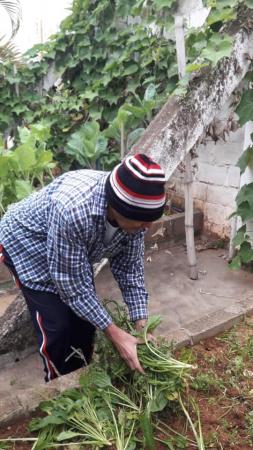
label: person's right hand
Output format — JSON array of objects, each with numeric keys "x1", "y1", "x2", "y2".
[{"x1": 104, "y1": 323, "x2": 145, "y2": 374}]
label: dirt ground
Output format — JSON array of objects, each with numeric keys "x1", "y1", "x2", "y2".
[{"x1": 1, "y1": 315, "x2": 253, "y2": 449}]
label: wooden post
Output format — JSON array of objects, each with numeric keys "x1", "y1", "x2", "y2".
[
  {"x1": 120, "y1": 122, "x2": 125, "y2": 161},
  {"x1": 175, "y1": 15, "x2": 198, "y2": 279}
]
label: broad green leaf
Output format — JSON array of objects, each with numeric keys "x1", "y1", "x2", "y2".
[
  {"x1": 235, "y1": 201, "x2": 253, "y2": 222},
  {"x1": 122, "y1": 64, "x2": 139, "y2": 76},
  {"x1": 237, "y1": 146, "x2": 253, "y2": 174},
  {"x1": 15, "y1": 180, "x2": 34, "y2": 201},
  {"x1": 233, "y1": 227, "x2": 246, "y2": 247},
  {"x1": 229, "y1": 255, "x2": 241, "y2": 270},
  {"x1": 57, "y1": 431, "x2": 82, "y2": 441},
  {"x1": 144, "y1": 84, "x2": 156, "y2": 101},
  {"x1": 236, "y1": 183, "x2": 253, "y2": 210},
  {"x1": 201, "y1": 33, "x2": 233, "y2": 66},
  {"x1": 13, "y1": 145, "x2": 36, "y2": 171},
  {"x1": 0, "y1": 156, "x2": 10, "y2": 179},
  {"x1": 127, "y1": 128, "x2": 145, "y2": 150},
  {"x1": 117, "y1": 109, "x2": 133, "y2": 126},
  {"x1": 149, "y1": 390, "x2": 168, "y2": 412},
  {"x1": 236, "y1": 90, "x2": 253, "y2": 125},
  {"x1": 186, "y1": 63, "x2": 209, "y2": 73},
  {"x1": 18, "y1": 126, "x2": 31, "y2": 144},
  {"x1": 30, "y1": 123, "x2": 51, "y2": 142},
  {"x1": 239, "y1": 241, "x2": 253, "y2": 264}
]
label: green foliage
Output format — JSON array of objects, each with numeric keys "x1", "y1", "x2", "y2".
[
  {"x1": 0, "y1": 123, "x2": 55, "y2": 214},
  {"x1": 236, "y1": 89, "x2": 253, "y2": 125},
  {"x1": 237, "y1": 146, "x2": 253, "y2": 174},
  {"x1": 25, "y1": 306, "x2": 199, "y2": 450},
  {"x1": 0, "y1": 0, "x2": 244, "y2": 175},
  {"x1": 200, "y1": 33, "x2": 233, "y2": 66}
]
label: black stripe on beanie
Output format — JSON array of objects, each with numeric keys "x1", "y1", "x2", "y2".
[
  {"x1": 117, "y1": 165, "x2": 164, "y2": 197},
  {"x1": 106, "y1": 154, "x2": 166, "y2": 222},
  {"x1": 105, "y1": 175, "x2": 165, "y2": 222}
]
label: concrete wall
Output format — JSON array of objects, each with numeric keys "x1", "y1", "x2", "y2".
[{"x1": 171, "y1": 110, "x2": 243, "y2": 238}]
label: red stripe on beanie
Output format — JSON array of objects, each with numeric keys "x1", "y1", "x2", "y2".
[
  {"x1": 115, "y1": 169, "x2": 165, "y2": 201},
  {"x1": 134, "y1": 154, "x2": 163, "y2": 172}
]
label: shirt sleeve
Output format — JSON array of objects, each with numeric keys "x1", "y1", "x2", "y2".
[
  {"x1": 109, "y1": 231, "x2": 148, "y2": 322},
  {"x1": 46, "y1": 202, "x2": 112, "y2": 330}
]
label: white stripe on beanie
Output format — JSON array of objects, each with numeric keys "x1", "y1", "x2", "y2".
[
  {"x1": 125, "y1": 157, "x2": 165, "y2": 182},
  {"x1": 110, "y1": 169, "x2": 166, "y2": 209},
  {"x1": 129, "y1": 156, "x2": 165, "y2": 176}
]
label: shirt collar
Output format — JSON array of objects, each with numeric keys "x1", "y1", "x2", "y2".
[{"x1": 91, "y1": 173, "x2": 109, "y2": 218}]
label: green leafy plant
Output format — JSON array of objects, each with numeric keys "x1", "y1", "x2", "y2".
[{"x1": 0, "y1": 123, "x2": 56, "y2": 215}]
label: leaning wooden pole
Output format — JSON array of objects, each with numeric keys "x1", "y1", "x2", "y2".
[{"x1": 175, "y1": 15, "x2": 198, "y2": 280}]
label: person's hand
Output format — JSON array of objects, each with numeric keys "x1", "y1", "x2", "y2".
[
  {"x1": 134, "y1": 319, "x2": 156, "y2": 344},
  {"x1": 104, "y1": 323, "x2": 145, "y2": 374},
  {"x1": 134, "y1": 319, "x2": 147, "y2": 332}
]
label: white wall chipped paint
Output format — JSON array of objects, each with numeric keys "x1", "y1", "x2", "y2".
[{"x1": 171, "y1": 114, "x2": 243, "y2": 238}]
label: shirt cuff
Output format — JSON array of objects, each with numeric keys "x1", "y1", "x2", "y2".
[{"x1": 127, "y1": 300, "x2": 148, "y2": 322}]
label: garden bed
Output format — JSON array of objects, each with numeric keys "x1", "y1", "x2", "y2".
[{"x1": 1, "y1": 315, "x2": 253, "y2": 449}]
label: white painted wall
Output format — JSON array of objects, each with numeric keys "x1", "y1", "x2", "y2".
[
  {"x1": 0, "y1": 0, "x2": 72, "y2": 53},
  {"x1": 171, "y1": 105, "x2": 243, "y2": 238}
]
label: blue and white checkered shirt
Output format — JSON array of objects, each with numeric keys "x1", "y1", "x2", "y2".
[{"x1": 0, "y1": 170, "x2": 148, "y2": 330}]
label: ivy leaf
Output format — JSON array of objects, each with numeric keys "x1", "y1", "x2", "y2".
[
  {"x1": 15, "y1": 180, "x2": 34, "y2": 201},
  {"x1": 235, "y1": 90, "x2": 253, "y2": 125},
  {"x1": 207, "y1": 7, "x2": 236, "y2": 25},
  {"x1": 237, "y1": 146, "x2": 253, "y2": 174},
  {"x1": 239, "y1": 241, "x2": 253, "y2": 264},
  {"x1": 153, "y1": 0, "x2": 175, "y2": 10},
  {"x1": 201, "y1": 33, "x2": 233, "y2": 66}
]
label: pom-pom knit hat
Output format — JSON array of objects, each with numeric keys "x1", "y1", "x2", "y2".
[{"x1": 105, "y1": 154, "x2": 166, "y2": 222}]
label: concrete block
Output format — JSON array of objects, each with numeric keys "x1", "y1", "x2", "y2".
[
  {"x1": 197, "y1": 163, "x2": 227, "y2": 186},
  {"x1": 198, "y1": 143, "x2": 216, "y2": 165},
  {"x1": 206, "y1": 185, "x2": 237, "y2": 207},
  {"x1": 193, "y1": 181, "x2": 208, "y2": 201},
  {"x1": 161, "y1": 328, "x2": 191, "y2": 349},
  {"x1": 185, "y1": 308, "x2": 244, "y2": 344},
  {"x1": 205, "y1": 203, "x2": 228, "y2": 225},
  {"x1": 212, "y1": 142, "x2": 242, "y2": 166},
  {"x1": 226, "y1": 166, "x2": 240, "y2": 188}
]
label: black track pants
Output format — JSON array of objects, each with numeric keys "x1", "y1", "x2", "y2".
[{"x1": 0, "y1": 245, "x2": 95, "y2": 382}]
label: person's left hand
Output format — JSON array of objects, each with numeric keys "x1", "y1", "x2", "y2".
[
  {"x1": 134, "y1": 319, "x2": 147, "y2": 332},
  {"x1": 134, "y1": 319, "x2": 156, "y2": 343}
]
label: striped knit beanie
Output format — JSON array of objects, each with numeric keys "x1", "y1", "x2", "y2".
[{"x1": 105, "y1": 154, "x2": 166, "y2": 222}]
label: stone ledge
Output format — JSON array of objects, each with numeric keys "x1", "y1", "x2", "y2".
[{"x1": 145, "y1": 210, "x2": 203, "y2": 244}]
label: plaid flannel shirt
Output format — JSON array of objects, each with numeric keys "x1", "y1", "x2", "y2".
[{"x1": 0, "y1": 170, "x2": 148, "y2": 330}]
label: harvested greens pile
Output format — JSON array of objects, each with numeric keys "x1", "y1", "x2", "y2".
[{"x1": 12, "y1": 303, "x2": 205, "y2": 449}]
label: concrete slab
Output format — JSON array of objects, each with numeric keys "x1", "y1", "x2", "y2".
[{"x1": 95, "y1": 241, "x2": 253, "y2": 334}]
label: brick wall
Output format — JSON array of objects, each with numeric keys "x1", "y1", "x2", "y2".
[{"x1": 171, "y1": 116, "x2": 243, "y2": 238}]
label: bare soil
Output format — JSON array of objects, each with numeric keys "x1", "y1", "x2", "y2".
[{"x1": 1, "y1": 317, "x2": 253, "y2": 449}]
